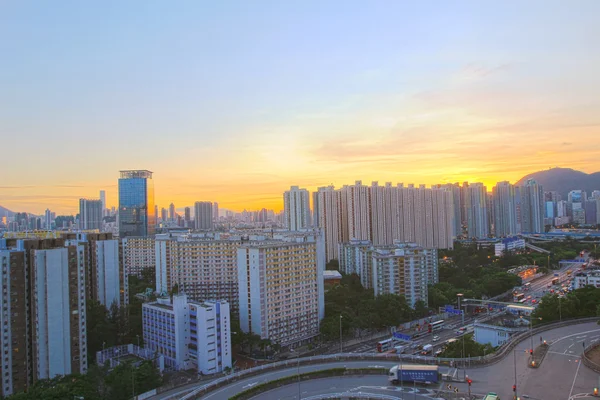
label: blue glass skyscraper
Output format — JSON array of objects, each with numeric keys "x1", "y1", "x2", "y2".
[{"x1": 118, "y1": 170, "x2": 155, "y2": 237}]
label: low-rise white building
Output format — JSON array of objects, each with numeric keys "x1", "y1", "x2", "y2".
[
  {"x1": 473, "y1": 313, "x2": 529, "y2": 347},
  {"x1": 573, "y1": 271, "x2": 600, "y2": 289},
  {"x1": 142, "y1": 294, "x2": 231, "y2": 374},
  {"x1": 494, "y1": 237, "x2": 526, "y2": 256}
]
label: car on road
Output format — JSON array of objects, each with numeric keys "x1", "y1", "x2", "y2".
[{"x1": 432, "y1": 335, "x2": 440, "y2": 342}]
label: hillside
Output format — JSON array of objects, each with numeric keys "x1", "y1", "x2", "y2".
[
  {"x1": 516, "y1": 168, "x2": 600, "y2": 198},
  {"x1": 0, "y1": 205, "x2": 14, "y2": 217}
]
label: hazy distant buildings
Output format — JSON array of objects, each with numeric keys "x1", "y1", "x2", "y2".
[
  {"x1": 44, "y1": 208, "x2": 52, "y2": 230},
  {"x1": 79, "y1": 198, "x2": 103, "y2": 230},
  {"x1": 100, "y1": 190, "x2": 106, "y2": 215},
  {"x1": 213, "y1": 202, "x2": 219, "y2": 222},
  {"x1": 118, "y1": 170, "x2": 155, "y2": 237},
  {"x1": 283, "y1": 186, "x2": 311, "y2": 230},
  {"x1": 169, "y1": 203, "x2": 175, "y2": 222},
  {"x1": 194, "y1": 202, "x2": 213, "y2": 230}
]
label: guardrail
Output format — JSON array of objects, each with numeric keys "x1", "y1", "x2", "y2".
[
  {"x1": 582, "y1": 342, "x2": 600, "y2": 374},
  {"x1": 175, "y1": 317, "x2": 599, "y2": 400},
  {"x1": 303, "y1": 393, "x2": 402, "y2": 400}
]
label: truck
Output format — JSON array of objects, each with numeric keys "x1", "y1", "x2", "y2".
[
  {"x1": 393, "y1": 345, "x2": 407, "y2": 354},
  {"x1": 554, "y1": 273, "x2": 559, "y2": 277},
  {"x1": 388, "y1": 364, "x2": 439, "y2": 385},
  {"x1": 421, "y1": 344, "x2": 434, "y2": 355}
]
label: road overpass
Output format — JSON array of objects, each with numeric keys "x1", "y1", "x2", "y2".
[{"x1": 155, "y1": 320, "x2": 600, "y2": 400}]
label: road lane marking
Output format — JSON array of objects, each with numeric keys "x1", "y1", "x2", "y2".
[
  {"x1": 550, "y1": 328, "x2": 600, "y2": 347},
  {"x1": 568, "y1": 359, "x2": 582, "y2": 400},
  {"x1": 548, "y1": 351, "x2": 581, "y2": 357},
  {"x1": 242, "y1": 382, "x2": 258, "y2": 389}
]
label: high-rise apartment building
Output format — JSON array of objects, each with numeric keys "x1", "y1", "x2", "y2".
[
  {"x1": 44, "y1": 208, "x2": 52, "y2": 230},
  {"x1": 519, "y1": 179, "x2": 544, "y2": 233},
  {"x1": 32, "y1": 247, "x2": 88, "y2": 380},
  {"x1": 463, "y1": 183, "x2": 489, "y2": 239},
  {"x1": 493, "y1": 182, "x2": 517, "y2": 237},
  {"x1": 0, "y1": 250, "x2": 28, "y2": 396},
  {"x1": 194, "y1": 202, "x2": 213, "y2": 230},
  {"x1": 142, "y1": 295, "x2": 231, "y2": 374},
  {"x1": 169, "y1": 203, "x2": 175, "y2": 221},
  {"x1": 63, "y1": 232, "x2": 128, "y2": 308},
  {"x1": 155, "y1": 235, "x2": 240, "y2": 309},
  {"x1": 118, "y1": 170, "x2": 156, "y2": 237},
  {"x1": 237, "y1": 235, "x2": 325, "y2": 346},
  {"x1": 99, "y1": 190, "x2": 106, "y2": 215},
  {"x1": 338, "y1": 240, "x2": 374, "y2": 289},
  {"x1": 283, "y1": 186, "x2": 311, "y2": 231},
  {"x1": 184, "y1": 207, "x2": 191, "y2": 224},
  {"x1": 79, "y1": 199, "x2": 103, "y2": 230},
  {"x1": 314, "y1": 186, "x2": 344, "y2": 261},
  {"x1": 212, "y1": 202, "x2": 219, "y2": 222},
  {"x1": 314, "y1": 182, "x2": 454, "y2": 262},
  {"x1": 342, "y1": 181, "x2": 371, "y2": 242},
  {"x1": 122, "y1": 236, "x2": 156, "y2": 278},
  {"x1": 371, "y1": 243, "x2": 438, "y2": 307},
  {"x1": 160, "y1": 207, "x2": 167, "y2": 222}
]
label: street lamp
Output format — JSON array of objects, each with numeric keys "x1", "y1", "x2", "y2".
[
  {"x1": 291, "y1": 348, "x2": 301, "y2": 399},
  {"x1": 457, "y1": 294, "x2": 464, "y2": 325},
  {"x1": 136, "y1": 334, "x2": 140, "y2": 348},
  {"x1": 513, "y1": 350, "x2": 518, "y2": 400},
  {"x1": 339, "y1": 315, "x2": 343, "y2": 353}
]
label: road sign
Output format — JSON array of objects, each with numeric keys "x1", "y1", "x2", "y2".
[
  {"x1": 454, "y1": 388, "x2": 459, "y2": 393},
  {"x1": 393, "y1": 332, "x2": 411, "y2": 341}
]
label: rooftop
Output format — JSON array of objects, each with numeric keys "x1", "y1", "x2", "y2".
[
  {"x1": 119, "y1": 170, "x2": 153, "y2": 179},
  {"x1": 323, "y1": 270, "x2": 342, "y2": 280}
]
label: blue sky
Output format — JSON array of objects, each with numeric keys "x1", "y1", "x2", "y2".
[{"x1": 1, "y1": 1, "x2": 599, "y2": 214}]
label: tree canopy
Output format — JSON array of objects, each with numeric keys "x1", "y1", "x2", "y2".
[{"x1": 320, "y1": 273, "x2": 415, "y2": 341}]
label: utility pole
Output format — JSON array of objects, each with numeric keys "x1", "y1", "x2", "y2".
[{"x1": 339, "y1": 315, "x2": 343, "y2": 353}]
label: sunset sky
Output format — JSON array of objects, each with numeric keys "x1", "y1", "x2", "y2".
[{"x1": 1, "y1": 1, "x2": 600, "y2": 215}]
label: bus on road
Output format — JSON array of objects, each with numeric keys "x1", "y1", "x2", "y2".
[
  {"x1": 552, "y1": 277, "x2": 559, "y2": 285},
  {"x1": 377, "y1": 338, "x2": 394, "y2": 353},
  {"x1": 514, "y1": 293, "x2": 525, "y2": 302},
  {"x1": 524, "y1": 282, "x2": 532, "y2": 290},
  {"x1": 483, "y1": 393, "x2": 500, "y2": 400},
  {"x1": 429, "y1": 320, "x2": 445, "y2": 333}
]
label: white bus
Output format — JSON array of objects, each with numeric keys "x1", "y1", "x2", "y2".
[
  {"x1": 377, "y1": 338, "x2": 394, "y2": 353},
  {"x1": 430, "y1": 320, "x2": 445, "y2": 332}
]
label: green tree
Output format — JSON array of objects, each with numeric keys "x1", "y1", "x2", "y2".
[
  {"x1": 440, "y1": 335, "x2": 493, "y2": 358},
  {"x1": 413, "y1": 300, "x2": 429, "y2": 318},
  {"x1": 326, "y1": 259, "x2": 340, "y2": 271}
]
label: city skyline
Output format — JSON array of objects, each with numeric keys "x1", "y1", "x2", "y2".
[{"x1": 2, "y1": 2, "x2": 600, "y2": 214}]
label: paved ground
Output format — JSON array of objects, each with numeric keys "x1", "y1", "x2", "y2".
[
  {"x1": 250, "y1": 376, "x2": 460, "y2": 400},
  {"x1": 181, "y1": 322, "x2": 600, "y2": 400},
  {"x1": 442, "y1": 322, "x2": 600, "y2": 400}
]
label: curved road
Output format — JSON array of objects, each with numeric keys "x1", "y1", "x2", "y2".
[
  {"x1": 249, "y1": 376, "x2": 447, "y2": 400},
  {"x1": 163, "y1": 322, "x2": 600, "y2": 400}
]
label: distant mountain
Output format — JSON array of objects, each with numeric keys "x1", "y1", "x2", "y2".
[
  {"x1": 516, "y1": 168, "x2": 600, "y2": 198},
  {"x1": 0, "y1": 205, "x2": 14, "y2": 217}
]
